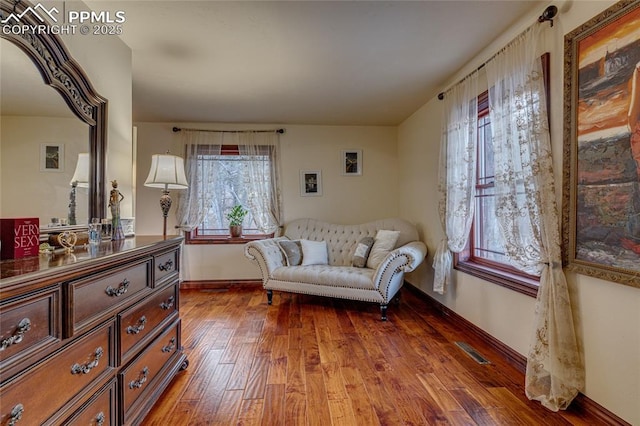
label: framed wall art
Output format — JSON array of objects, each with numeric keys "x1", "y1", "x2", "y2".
[
  {"x1": 300, "y1": 170, "x2": 322, "y2": 197},
  {"x1": 562, "y1": 0, "x2": 640, "y2": 287},
  {"x1": 342, "y1": 150, "x2": 362, "y2": 176},
  {"x1": 40, "y1": 143, "x2": 65, "y2": 172}
]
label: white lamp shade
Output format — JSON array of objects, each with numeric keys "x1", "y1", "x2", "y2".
[
  {"x1": 70, "y1": 153, "x2": 90, "y2": 188},
  {"x1": 144, "y1": 154, "x2": 188, "y2": 189}
]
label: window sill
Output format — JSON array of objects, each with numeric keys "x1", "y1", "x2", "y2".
[
  {"x1": 454, "y1": 259, "x2": 539, "y2": 298},
  {"x1": 185, "y1": 233, "x2": 273, "y2": 245}
]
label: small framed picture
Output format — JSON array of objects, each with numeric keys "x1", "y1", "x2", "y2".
[
  {"x1": 40, "y1": 143, "x2": 65, "y2": 172},
  {"x1": 342, "y1": 150, "x2": 362, "y2": 176},
  {"x1": 300, "y1": 170, "x2": 322, "y2": 196}
]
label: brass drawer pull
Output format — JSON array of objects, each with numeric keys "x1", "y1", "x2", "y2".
[
  {"x1": 160, "y1": 296, "x2": 175, "y2": 310},
  {"x1": 0, "y1": 318, "x2": 31, "y2": 351},
  {"x1": 126, "y1": 316, "x2": 147, "y2": 335},
  {"x1": 71, "y1": 347, "x2": 104, "y2": 375},
  {"x1": 8, "y1": 404, "x2": 24, "y2": 426},
  {"x1": 105, "y1": 278, "x2": 129, "y2": 297},
  {"x1": 95, "y1": 412, "x2": 105, "y2": 426},
  {"x1": 129, "y1": 366, "x2": 149, "y2": 389},
  {"x1": 162, "y1": 337, "x2": 176, "y2": 353},
  {"x1": 158, "y1": 259, "x2": 173, "y2": 272}
]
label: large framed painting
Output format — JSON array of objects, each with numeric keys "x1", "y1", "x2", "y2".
[{"x1": 563, "y1": 0, "x2": 640, "y2": 287}]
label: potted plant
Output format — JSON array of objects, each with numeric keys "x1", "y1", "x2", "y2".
[{"x1": 226, "y1": 205, "x2": 248, "y2": 238}]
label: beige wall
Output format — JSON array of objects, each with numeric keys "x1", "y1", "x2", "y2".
[
  {"x1": 134, "y1": 122, "x2": 399, "y2": 281},
  {"x1": 399, "y1": 1, "x2": 639, "y2": 424}
]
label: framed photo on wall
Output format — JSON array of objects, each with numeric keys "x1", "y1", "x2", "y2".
[
  {"x1": 40, "y1": 143, "x2": 65, "y2": 172},
  {"x1": 342, "y1": 150, "x2": 362, "y2": 176},
  {"x1": 300, "y1": 170, "x2": 322, "y2": 196},
  {"x1": 562, "y1": 0, "x2": 640, "y2": 287}
]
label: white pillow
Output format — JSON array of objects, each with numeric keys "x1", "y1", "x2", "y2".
[
  {"x1": 366, "y1": 230, "x2": 401, "y2": 269},
  {"x1": 300, "y1": 239, "x2": 328, "y2": 265}
]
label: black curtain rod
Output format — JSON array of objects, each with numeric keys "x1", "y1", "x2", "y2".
[
  {"x1": 437, "y1": 63, "x2": 486, "y2": 100},
  {"x1": 173, "y1": 126, "x2": 285, "y2": 134},
  {"x1": 437, "y1": 5, "x2": 557, "y2": 101}
]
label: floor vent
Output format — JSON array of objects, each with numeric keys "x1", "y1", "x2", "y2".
[{"x1": 455, "y1": 341, "x2": 490, "y2": 365}]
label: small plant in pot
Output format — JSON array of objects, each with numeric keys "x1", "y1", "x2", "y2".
[{"x1": 226, "y1": 205, "x2": 248, "y2": 238}]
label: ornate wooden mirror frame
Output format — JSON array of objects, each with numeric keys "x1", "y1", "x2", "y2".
[{"x1": 1, "y1": 0, "x2": 108, "y2": 219}]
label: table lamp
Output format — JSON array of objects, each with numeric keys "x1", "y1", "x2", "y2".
[
  {"x1": 144, "y1": 153, "x2": 188, "y2": 238},
  {"x1": 69, "y1": 153, "x2": 89, "y2": 225}
]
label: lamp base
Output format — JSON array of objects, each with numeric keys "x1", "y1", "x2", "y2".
[
  {"x1": 160, "y1": 189, "x2": 172, "y2": 238},
  {"x1": 68, "y1": 182, "x2": 77, "y2": 226}
]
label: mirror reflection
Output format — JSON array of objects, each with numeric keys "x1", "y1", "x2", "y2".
[{"x1": 0, "y1": 38, "x2": 90, "y2": 227}]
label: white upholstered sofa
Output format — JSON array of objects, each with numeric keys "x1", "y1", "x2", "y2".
[{"x1": 244, "y1": 218, "x2": 427, "y2": 320}]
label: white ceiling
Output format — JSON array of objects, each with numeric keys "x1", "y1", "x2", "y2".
[{"x1": 3, "y1": 0, "x2": 546, "y2": 126}]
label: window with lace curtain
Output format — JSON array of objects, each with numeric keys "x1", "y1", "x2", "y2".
[
  {"x1": 185, "y1": 144, "x2": 276, "y2": 243},
  {"x1": 454, "y1": 54, "x2": 550, "y2": 297}
]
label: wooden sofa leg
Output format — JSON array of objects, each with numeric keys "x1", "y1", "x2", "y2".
[
  {"x1": 266, "y1": 290, "x2": 273, "y2": 305},
  {"x1": 380, "y1": 304, "x2": 388, "y2": 321}
]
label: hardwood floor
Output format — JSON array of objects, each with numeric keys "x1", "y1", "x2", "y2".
[{"x1": 143, "y1": 285, "x2": 609, "y2": 425}]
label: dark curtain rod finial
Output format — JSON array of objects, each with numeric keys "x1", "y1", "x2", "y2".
[{"x1": 538, "y1": 5, "x2": 558, "y2": 27}]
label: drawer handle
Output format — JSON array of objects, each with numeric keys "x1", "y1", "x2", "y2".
[
  {"x1": 95, "y1": 412, "x2": 105, "y2": 426},
  {"x1": 105, "y1": 278, "x2": 129, "y2": 297},
  {"x1": 8, "y1": 403, "x2": 24, "y2": 426},
  {"x1": 129, "y1": 366, "x2": 149, "y2": 389},
  {"x1": 71, "y1": 347, "x2": 104, "y2": 375},
  {"x1": 162, "y1": 337, "x2": 176, "y2": 353},
  {"x1": 126, "y1": 316, "x2": 147, "y2": 334},
  {"x1": 0, "y1": 318, "x2": 31, "y2": 351},
  {"x1": 160, "y1": 296, "x2": 175, "y2": 310},
  {"x1": 158, "y1": 259, "x2": 173, "y2": 272}
]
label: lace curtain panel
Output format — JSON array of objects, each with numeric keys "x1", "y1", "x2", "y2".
[
  {"x1": 176, "y1": 130, "x2": 283, "y2": 234},
  {"x1": 485, "y1": 26, "x2": 584, "y2": 411},
  {"x1": 432, "y1": 72, "x2": 478, "y2": 294}
]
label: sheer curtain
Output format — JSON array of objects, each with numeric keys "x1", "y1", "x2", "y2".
[
  {"x1": 176, "y1": 130, "x2": 222, "y2": 232},
  {"x1": 485, "y1": 26, "x2": 584, "y2": 411},
  {"x1": 433, "y1": 72, "x2": 478, "y2": 294},
  {"x1": 237, "y1": 132, "x2": 283, "y2": 234}
]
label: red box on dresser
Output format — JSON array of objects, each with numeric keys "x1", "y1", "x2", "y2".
[{"x1": 0, "y1": 218, "x2": 40, "y2": 260}]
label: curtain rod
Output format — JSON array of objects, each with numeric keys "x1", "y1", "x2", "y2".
[
  {"x1": 173, "y1": 126, "x2": 285, "y2": 134},
  {"x1": 437, "y1": 5, "x2": 557, "y2": 101}
]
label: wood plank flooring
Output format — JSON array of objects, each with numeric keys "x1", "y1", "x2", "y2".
[{"x1": 143, "y1": 286, "x2": 609, "y2": 425}]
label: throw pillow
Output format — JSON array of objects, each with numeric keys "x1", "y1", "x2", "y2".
[
  {"x1": 300, "y1": 239, "x2": 329, "y2": 266},
  {"x1": 366, "y1": 230, "x2": 401, "y2": 269},
  {"x1": 278, "y1": 240, "x2": 302, "y2": 266},
  {"x1": 352, "y1": 236, "x2": 375, "y2": 268}
]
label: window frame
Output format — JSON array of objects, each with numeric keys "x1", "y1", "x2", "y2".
[
  {"x1": 454, "y1": 53, "x2": 550, "y2": 298},
  {"x1": 184, "y1": 144, "x2": 276, "y2": 245}
]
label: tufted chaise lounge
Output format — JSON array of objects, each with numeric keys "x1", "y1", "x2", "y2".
[{"x1": 244, "y1": 218, "x2": 427, "y2": 320}]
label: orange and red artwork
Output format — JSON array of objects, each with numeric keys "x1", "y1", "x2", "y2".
[{"x1": 569, "y1": 0, "x2": 640, "y2": 280}]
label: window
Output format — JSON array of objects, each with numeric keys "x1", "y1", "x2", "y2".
[
  {"x1": 185, "y1": 144, "x2": 278, "y2": 244},
  {"x1": 455, "y1": 54, "x2": 549, "y2": 297}
]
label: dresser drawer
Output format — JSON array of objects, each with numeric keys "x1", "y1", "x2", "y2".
[
  {"x1": 61, "y1": 378, "x2": 117, "y2": 426},
  {"x1": 68, "y1": 260, "x2": 152, "y2": 337},
  {"x1": 154, "y1": 248, "x2": 179, "y2": 285},
  {"x1": 0, "y1": 286, "x2": 61, "y2": 381},
  {"x1": 119, "y1": 283, "x2": 179, "y2": 364},
  {"x1": 120, "y1": 320, "x2": 180, "y2": 418},
  {"x1": 0, "y1": 321, "x2": 115, "y2": 426}
]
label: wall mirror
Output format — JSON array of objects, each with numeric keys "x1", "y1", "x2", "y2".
[{"x1": 0, "y1": 0, "x2": 107, "y2": 227}]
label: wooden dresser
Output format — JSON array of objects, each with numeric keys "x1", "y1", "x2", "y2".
[{"x1": 0, "y1": 236, "x2": 187, "y2": 425}]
